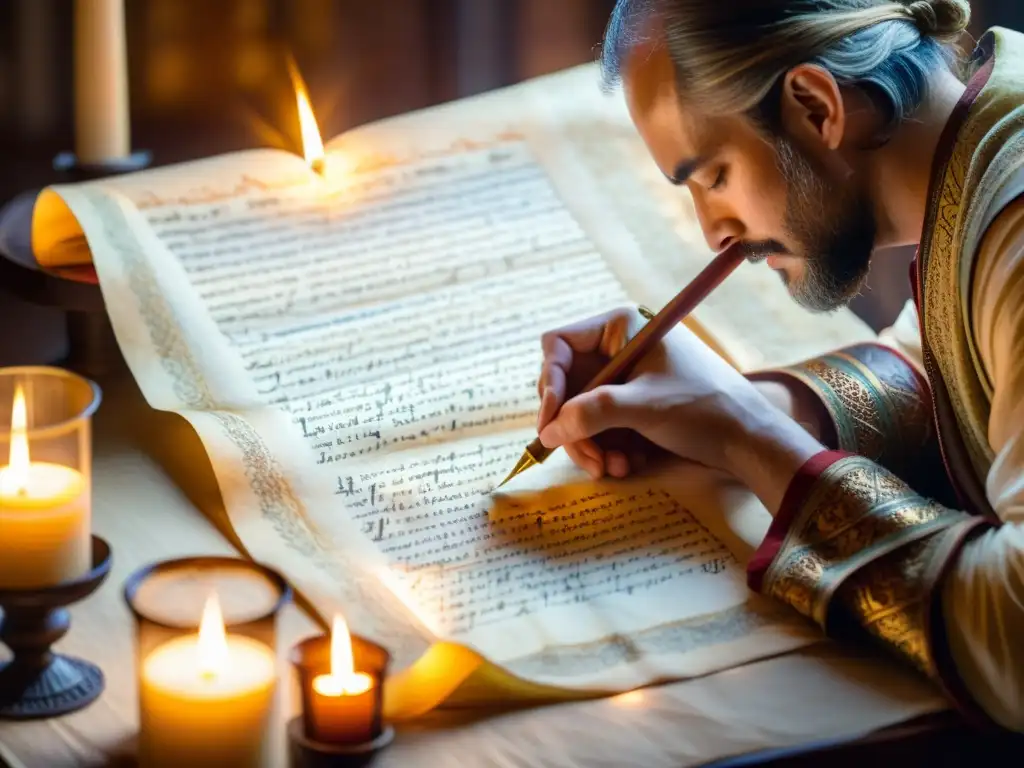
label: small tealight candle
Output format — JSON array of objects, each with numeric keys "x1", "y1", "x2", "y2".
[
  {"x1": 307, "y1": 615, "x2": 377, "y2": 745},
  {"x1": 138, "y1": 593, "x2": 277, "y2": 768}
]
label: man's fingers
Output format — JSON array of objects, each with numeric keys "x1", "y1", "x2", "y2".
[
  {"x1": 537, "y1": 363, "x2": 566, "y2": 417},
  {"x1": 538, "y1": 385, "x2": 628, "y2": 449},
  {"x1": 576, "y1": 438, "x2": 603, "y2": 465},
  {"x1": 536, "y1": 308, "x2": 642, "y2": 426},
  {"x1": 539, "y1": 308, "x2": 637, "y2": 359},
  {"x1": 537, "y1": 335, "x2": 574, "y2": 398},
  {"x1": 564, "y1": 443, "x2": 602, "y2": 479},
  {"x1": 597, "y1": 314, "x2": 633, "y2": 359},
  {"x1": 540, "y1": 321, "x2": 607, "y2": 359},
  {"x1": 605, "y1": 450, "x2": 630, "y2": 478},
  {"x1": 537, "y1": 384, "x2": 560, "y2": 431}
]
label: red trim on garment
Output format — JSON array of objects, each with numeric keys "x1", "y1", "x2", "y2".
[
  {"x1": 909, "y1": 255, "x2": 921, "y2": 310},
  {"x1": 746, "y1": 450, "x2": 852, "y2": 593}
]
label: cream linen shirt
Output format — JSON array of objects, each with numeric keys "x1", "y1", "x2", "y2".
[{"x1": 877, "y1": 197, "x2": 1024, "y2": 731}]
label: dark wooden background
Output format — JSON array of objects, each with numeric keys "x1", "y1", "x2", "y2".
[{"x1": 1, "y1": 0, "x2": 1021, "y2": 337}]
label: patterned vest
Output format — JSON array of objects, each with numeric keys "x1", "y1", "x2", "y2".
[{"x1": 917, "y1": 26, "x2": 1024, "y2": 516}]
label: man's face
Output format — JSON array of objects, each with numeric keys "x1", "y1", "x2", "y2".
[{"x1": 622, "y1": 44, "x2": 876, "y2": 312}]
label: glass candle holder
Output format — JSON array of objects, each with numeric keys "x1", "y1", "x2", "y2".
[
  {"x1": 123, "y1": 556, "x2": 292, "y2": 768},
  {"x1": 289, "y1": 625, "x2": 393, "y2": 752},
  {"x1": 0, "y1": 366, "x2": 100, "y2": 590}
]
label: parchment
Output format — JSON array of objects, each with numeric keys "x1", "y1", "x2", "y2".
[
  {"x1": 33, "y1": 64, "x2": 873, "y2": 718},
  {"x1": 0, "y1": 367, "x2": 949, "y2": 768}
]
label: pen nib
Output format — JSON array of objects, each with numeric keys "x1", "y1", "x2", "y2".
[{"x1": 496, "y1": 449, "x2": 539, "y2": 489}]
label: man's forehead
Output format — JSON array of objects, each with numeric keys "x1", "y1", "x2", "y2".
[{"x1": 621, "y1": 39, "x2": 717, "y2": 165}]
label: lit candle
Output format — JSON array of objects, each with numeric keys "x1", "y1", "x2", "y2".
[
  {"x1": 139, "y1": 593, "x2": 277, "y2": 768},
  {"x1": 307, "y1": 615, "x2": 376, "y2": 744},
  {"x1": 0, "y1": 385, "x2": 90, "y2": 589},
  {"x1": 288, "y1": 57, "x2": 325, "y2": 175},
  {"x1": 74, "y1": 0, "x2": 130, "y2": 163}
]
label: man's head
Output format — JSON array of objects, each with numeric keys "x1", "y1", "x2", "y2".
[{"x1": 603, "y1": 0, "x2": 971, "y2": 311}]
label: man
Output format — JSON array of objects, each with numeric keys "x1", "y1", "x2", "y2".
[{"x1": 535, "y1": 0, "x2": 1024, "y2": 731}]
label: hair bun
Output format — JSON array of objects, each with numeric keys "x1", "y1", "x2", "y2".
[{"x1": 906, "y1": 0, "x2": 971, "y2": 42}]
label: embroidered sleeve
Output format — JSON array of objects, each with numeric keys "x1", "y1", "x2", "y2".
[
  {"x1": 747, "y1": 342, "x2": 956, "y2": 505},
  {"x1": 748, "y1": 451, "x2": 997, "y2": 722}
]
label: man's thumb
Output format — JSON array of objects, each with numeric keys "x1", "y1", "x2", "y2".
[{"x1": 537, "y1": 387, "x2": 622, "y2": 448}]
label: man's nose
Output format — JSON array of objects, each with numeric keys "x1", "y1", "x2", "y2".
[{"x1": 692, "y1": 196, "x2": 742, "y2": 253}]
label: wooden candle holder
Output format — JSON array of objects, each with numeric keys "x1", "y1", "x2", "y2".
[
  {"x1": 0, "y1": 535, "x2": 112, "y2": 719},
  {"x1": 287, "y1": 716, "x2": 395, "y2": 768}
]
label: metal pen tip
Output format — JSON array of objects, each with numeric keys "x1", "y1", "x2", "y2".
[{"x1": 496, "y1": 448, "x2": 540, "y2": 489}]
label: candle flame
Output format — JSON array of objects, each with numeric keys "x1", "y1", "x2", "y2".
[
  {"x1": 7, "y1": 385, "x2": 30, "y2": 495},
  {"x1": 288, "y1": 58, "x2": 325, "y2": 175},
  {"x1": 330, "y1": 614, "x2": 355, "y2": 679},
  {"x1": 197, "y1": 592, "x2": 228, "y2": 678},
  {"x1": 311, "y1": 614, "x2": 373, "y2": 696}
]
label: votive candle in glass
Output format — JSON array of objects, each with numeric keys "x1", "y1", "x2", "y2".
[
  {"x1": 124, "y1": 556, "x2": 291, "y2": 768},
  {"x1": 0, "y1": 366, "x2": 99, "y2": 589}
]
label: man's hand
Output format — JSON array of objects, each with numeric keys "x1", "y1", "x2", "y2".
[{"x1": 535, "y1": 306, "x2": 825, "y2": 514}]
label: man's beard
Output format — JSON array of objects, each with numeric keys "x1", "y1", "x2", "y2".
[{"x1": 744, "y1": 134, "x2": 877, "y2": 312}]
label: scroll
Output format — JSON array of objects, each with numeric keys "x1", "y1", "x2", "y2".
[{"x1": 31, "y1": 64, "x2": 875, "y2": 718}]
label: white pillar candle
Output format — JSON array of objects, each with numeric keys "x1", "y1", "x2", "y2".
[
  {"x1": 139, "y1": 593, "x2": 277, "y2": 768},
  {"x1": 0, "y1": 385, "x2": 90, "y2": 590},
  {"x1": 74, "y1": 0, "x2": 130, "y2": 163}
]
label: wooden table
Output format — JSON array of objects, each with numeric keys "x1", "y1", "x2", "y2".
[{"x1": 0, "y1": 368, "x2": 975, "y2": 768}]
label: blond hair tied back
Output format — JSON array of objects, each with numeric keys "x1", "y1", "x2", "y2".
[
  {"x1": 904, "y1": 0, "x2": 971, "y2": 42},
  {"x1": 601, "y1": 1, "x2": 975, "y2": 137}
]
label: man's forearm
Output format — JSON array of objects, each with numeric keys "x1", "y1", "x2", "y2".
[{"x1": 722, "y1": 390, "x2": 827, "y2": 517}]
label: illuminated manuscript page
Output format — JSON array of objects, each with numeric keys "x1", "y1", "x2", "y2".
[{"x1": 38, "y1": 66, "x2": 873, "y2": 717}]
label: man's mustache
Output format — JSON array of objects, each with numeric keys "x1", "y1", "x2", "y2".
[{"x1": 740, "y1": 240, "x2": 790, "y2": 263}]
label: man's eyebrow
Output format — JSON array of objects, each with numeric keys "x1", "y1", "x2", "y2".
[{"x1": 666, "y1": 157, "x2": 703, "y2": 186}]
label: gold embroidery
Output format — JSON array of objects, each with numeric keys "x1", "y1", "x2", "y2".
[
  {"x1": 761, "y1": 456, "x2": 964, "y2": 628},
  {"x1": 797, "y1": 358, "x2": 887, "y2": 459},
  {"x1": 777, "y1": 345, "x2": 933, "y2": 476},
  {"x1": 920, "y1": 28, "x2": 1024, "y2": 484},
  {"x1": 835, "y1": 535, "x2": 941, "y2": 677}
]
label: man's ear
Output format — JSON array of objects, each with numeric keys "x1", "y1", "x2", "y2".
[{"x1": 779, "y1": 64, "x2": 846, "y2": 151}]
